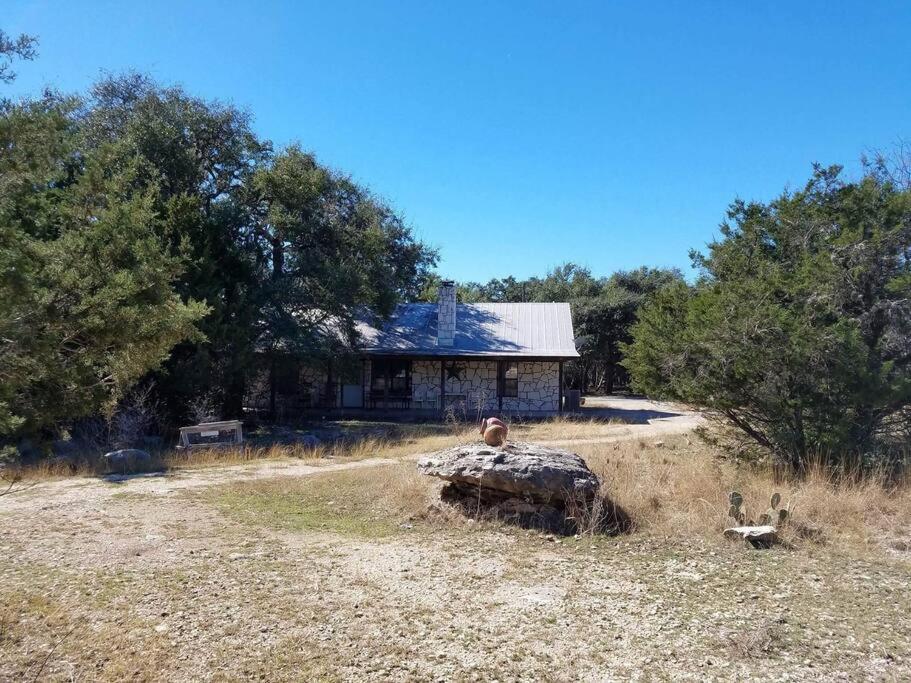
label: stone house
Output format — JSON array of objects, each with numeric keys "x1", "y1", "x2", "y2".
[
  {"x1": 357, "y1": 281, "x2": 579, "y2": 417},
  {"x1": 244, "y1": 281, "x2": 579, "y2": 419}
]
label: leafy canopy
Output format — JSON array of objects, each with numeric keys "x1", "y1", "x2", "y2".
[
  {"x1": 0, "y1": 93, "x2": 207, "y2": 436},
  {"x1": 1, "y1": 73, "x2": 437, "y2": 440},
  {"x1": 624, "y1": 163, "x2": 911, "y2": 468},
  {"x1": 0, "y1": 30, "x2": 37, "y2": 84}
]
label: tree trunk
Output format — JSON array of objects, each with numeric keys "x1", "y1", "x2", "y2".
[
  {"x1": 269, "y1": 355, "x2": 277, "y2": 420},
  {"x1": 791, "y1": 407, "x2": 808, "y2": 472},
  {"x1": 272, "y1": 237, "x2": 284, "y2": 280},
  {"x1": 605, "y1": 365, "x2": 615, "y2": 396},
  {"x1": 222, "y1": 368, "x2": 246, "y2": 419}
]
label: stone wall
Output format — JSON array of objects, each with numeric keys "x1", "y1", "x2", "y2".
[
  {"x1": 442, "y1": 360, "x2": 499, "y2": 414},
  {"x1": 504, "y1": 361, "x2": 560, "y2": 413},
  {"x1": 364, "y1": 358, "x2": 561, "y2": 415},
  {"x1": 412, "y1": 360, "x2": 441, "y2": 405}
]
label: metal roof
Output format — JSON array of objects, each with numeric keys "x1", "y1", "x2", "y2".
[{"x1": 358, "y1": 302, "x2": 579, "y2": 358}]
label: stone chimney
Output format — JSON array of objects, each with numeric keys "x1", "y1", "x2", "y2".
[{"x1": 437, "y1": 280, "x2": 456, "y2": 347}]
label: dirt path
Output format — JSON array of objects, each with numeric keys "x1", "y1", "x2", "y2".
[
  {"x1": 538, "y1": 414, "x2": 703, "y2": 446},
  {"x1": 0, "y1": 456, "x2": 405, "y2": 513},
  {"x1": 536, "y1": 395, "x2": 705, "y2": 444}
]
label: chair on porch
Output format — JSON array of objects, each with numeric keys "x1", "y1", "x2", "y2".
[
  {"x1": 367, "y1": 389, "x2": 385, "y2": 409},
  {"x1": 368, "y1": 389, "x2": 412, "y2": 410},
  {"x1": 413, "y1": 388, "x2": 439, "y2": 411}
]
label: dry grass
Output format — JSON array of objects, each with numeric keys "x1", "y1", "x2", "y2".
[
  {"x1": 507, "y1": 415, "x2": 624, "y2": 441},
  {"x1": 217, "y1": 429, "x2": 911, "y2": 553},
  {"x1": 8, "y1": 418, "x2": 626, "y2": 482},
  {"x1": 572, "y1": 435, "x2": 911, "y2": 551},
  {"x1": 8, "y1": 443, "x2": 334, "y2": 480},
  {"x1": 202, "y1": 431, "x2": 911, "y2": 555},
  {"x1": 8, "y1": 424, "x2": 477, "y2": 482},
  {"x1": 0, "y1": 569, "x2": 172, "y2": 681}
]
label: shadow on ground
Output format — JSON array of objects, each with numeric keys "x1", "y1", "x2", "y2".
[
  {"x1": 101, "y1": 471, "x2": 169, "y2": 484},
  {"x1": 574, "y1": 395, "x2": 686, "y2": 425},
  {"x1": 578, "y1": 406, "x2": 681, "y2": 424}
]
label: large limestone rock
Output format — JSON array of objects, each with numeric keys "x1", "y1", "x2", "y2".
[
  {"x1": 418, "y1": 441, "x2": 619, "y2": 534},
  {"x1": 101, "y1": 448, "x2": 152, "y2": 474},
  {"x1": 418, "y1": 441, "x2": 600, "y2": 504}
]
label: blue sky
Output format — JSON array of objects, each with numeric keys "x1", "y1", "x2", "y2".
[{"x1": 5, "y1": 1, "x2": 910, "y2": 282}]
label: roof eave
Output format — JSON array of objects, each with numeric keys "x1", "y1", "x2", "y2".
[{"x1": 361, "y1": 348, "x2": 580, "y2": 359}]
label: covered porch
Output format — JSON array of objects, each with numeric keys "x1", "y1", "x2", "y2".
[{"x1": 362, "y1": 355, "x2": 567, "y2": 417}]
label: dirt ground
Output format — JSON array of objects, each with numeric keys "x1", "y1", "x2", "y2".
[{"x1": 2, "y1": 403, "x2": 909, "y2": 681}]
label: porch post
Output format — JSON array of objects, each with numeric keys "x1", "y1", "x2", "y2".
[
  {"x1": 497, "y1": 360, "x2": 503, "y2": 412},
  {"x1": 326, "y1": 358, "x2": 334, "y2": 408},
  {"x1": 439, "y1": 359, "x2": 446, "y2": 416},
  {"x1": 558, "y1": 361, "x2": 564, "y2": 414},
  {"x1": 383, "y1": 364, "x2": 389, "y2": 410}
]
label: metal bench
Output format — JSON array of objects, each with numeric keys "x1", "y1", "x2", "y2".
[{"x1": 178, "y1": 420, "x2": 243, "y2": 449}]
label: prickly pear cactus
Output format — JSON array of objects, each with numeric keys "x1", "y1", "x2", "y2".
[
  {"x1": 727, "y1": 490, "x2": 790, "y2": 529},
  {"x1": 767, "y1": 492, "x2": 789, "y2": 525},
  {"x1": 728, "y1": 491, "x2": 746, "y2": 525}
]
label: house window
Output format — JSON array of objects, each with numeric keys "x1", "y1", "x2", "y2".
[
  {"x1": 498, "y1": 361, "x2": 518, "y2": 398},
  {"x1": 371, "y1": 358, "x2": 411, "y2": 396}
]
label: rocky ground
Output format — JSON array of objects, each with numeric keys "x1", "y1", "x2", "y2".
[{"x1": 1, "y1": 405, "x2": 908, "y2": 681}]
